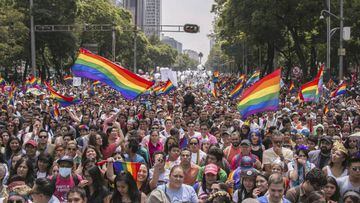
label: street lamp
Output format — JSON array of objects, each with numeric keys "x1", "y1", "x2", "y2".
[{"x1": 320, "y1": 0, "x2": 344, "y2": 80}]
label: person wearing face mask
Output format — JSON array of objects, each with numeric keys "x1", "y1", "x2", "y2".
[
  {"x1": 51, "y1": 156, "x2": 82, "y2": 203},
  {"x1": 308, "y1": 136, "x2": 333, "y2": 169}
]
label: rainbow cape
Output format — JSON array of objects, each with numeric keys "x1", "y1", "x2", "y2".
[
  {"x1": 113, "y1": 161, "x2": 141, "y2": 181},
  {"x1": 237, "y1": 69, "x2": 281, "y2": 119},
  {"x1": 330, "y1": 82, "x2": 346, "y2": 98},
  {"x1": 162, "y1": 80, "x2": 175, "y2": 94},
  {"x1": 72, "y1": 48, "x2": 154, "y2": 100},
  {"x1": 229, "y1": 75, "x2": 245, "y2": 100},
  {"x1": 299, "y1": 78, "x2": 319, "y2": 102},
  {"x1": 245, "y1": 71, "x2": 260, "y2": 86},
  {"x1": 45, "y1": 82, "x2": 81, "y2": 107}
]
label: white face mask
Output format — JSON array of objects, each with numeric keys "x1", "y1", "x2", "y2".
[{"x1": 59, "y1": 167, "x2": 71, "y2": 177}]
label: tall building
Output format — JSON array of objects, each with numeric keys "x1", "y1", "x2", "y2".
[
  {"x1": 161, "y1": 35, "x2": 182, "y2": 53},
  {"x1": 116, "y1": 0, "x2": 145, "y2": 28},
  {"x1": 144, "y1": 0, "x2": 161, "y2": 37},
  {"x1": 183, "y1": 49, "x2": 199, "y2": 63}
]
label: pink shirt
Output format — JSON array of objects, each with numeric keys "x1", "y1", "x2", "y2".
[
  {"x1": 53, "y1": 175, "x2": 82, "y2": 203},
  {"x1": 194, "y1": 133, "x2": 217, "y2": 145}
]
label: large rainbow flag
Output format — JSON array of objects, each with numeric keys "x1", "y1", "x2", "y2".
[
  {"x1": 237, "y1": 69, "x2": 281, "y2": 119},
  {"x1": 113, "y1": 161, "x2": 141, "y2": 181},
  {"x1": 72, "y1": 48, "x2": 154, "y2": 100},
  {"x1": 330, "y1": 82, "x2": 346, "y2": 98},
  {"x1": 229, "y1": 75, "x2": 245, "y2": 100},
  {"x1": 45, "y1": 82, "x2": 81, "y2": 107}
]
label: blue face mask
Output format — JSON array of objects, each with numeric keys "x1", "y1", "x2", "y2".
[{"x1": 59, "y1": 167, "x2": 71, "y2": 177}]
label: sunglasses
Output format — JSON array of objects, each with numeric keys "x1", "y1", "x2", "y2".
[
  {"x1": 189, "y1": 142, "x2": 198, "y2": 145},
  {"x1": 351, "y1": 166, "x2": 360, "y2": 172},
  {"x1": 67, "y1": 148, "x2": 76, "y2": 151}
]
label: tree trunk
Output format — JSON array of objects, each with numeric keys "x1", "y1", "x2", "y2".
[
  {"x1": 288, "y1": 27, "x2": 307, "y2": 79},
  {"x1": 310, "y1": 44, "x2": 317, "y2": 77},
  {"x1": 264, "y1": 41, "x2": 275, "y2": 75}
]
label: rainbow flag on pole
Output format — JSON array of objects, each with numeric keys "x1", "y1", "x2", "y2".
[
  {"x1": 229, "y1": 75, "x2": 245, "y2": 100},
  {"x1": 299, "y1": 78, "x2": 319, "y2": 102},
  {"x1": 72, "y1": 48, "x2": 154, "y2": 100},
  {"x1": 245, "y1": 71, "x2": 260, "y2": 87},
  {"x1": 45, "y1": 82, "x2": 81, "y2": 107},
  {"x1": 113, "y1": 161, "x2": 141, "y2": 181},
  {"x1": 237, "y1": 69, "x2": 281, "y2": 119},
  {"x1": 330, "y1": 82, "x2": 346, "y2": 98},
  {"x1": 161, "y1": 80, "x2": 176, "y2": 94}
]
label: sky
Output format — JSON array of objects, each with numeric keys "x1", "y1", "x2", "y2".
[{"x1": 162, "y1": 0, "x2": 215, "y2": 64}]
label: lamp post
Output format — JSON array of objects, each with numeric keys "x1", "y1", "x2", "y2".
[
  {"x1": 30, "y1": 0, "x2": 36, "y2": 76},
  {"x1": 320, "y1": 0, "x2": 344, "y2": 80}
]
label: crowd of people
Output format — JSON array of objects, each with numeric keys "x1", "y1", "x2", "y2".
[{"x1": 0, "y1": 72, "x2": 359, "y2": 203}]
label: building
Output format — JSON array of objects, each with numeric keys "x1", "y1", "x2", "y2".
[
  {"x1": 114, "y1": 0, "x2": 145, "y2": 28},
  {"x1": 144, "y1": 0, "x2": 161, "y2": 37},
  {"x1": 183, "y1": 49, "x2": 199, "y2": 63},
  {"x1": 161, "y1": 35, "x2": 182, "y2": 53}
]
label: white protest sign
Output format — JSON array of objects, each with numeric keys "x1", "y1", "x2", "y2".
[{"x1": 73, "y1": 77, "x2": 82, "y2": 86}]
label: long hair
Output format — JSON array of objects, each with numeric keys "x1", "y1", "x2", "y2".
[
  {"x1": 111, "y1": 172, "x2": 141, "y2": 203},
  {"x1": 5, "y1": 136, "x2": 22, "y2": 160},
  {"x1": 248, "y1": 130, "x2": 262, "y2": 146},
  {"x1": 9, "y1": 157, "x2": 35, "y2": 187},
  {"x1": 84, "y1": 165, "x2": 107, "y2": 201},
  {"x1": 326, "y1": 176, "x2": 340, "y2": 202},
  {"x1": 81, "y1": 145, "x2": 102, "y2": 163}
]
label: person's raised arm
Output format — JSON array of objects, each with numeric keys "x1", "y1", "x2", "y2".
[
  {"x1": 66, "y1": 107, "x2": 81, "y2": 123},
  {"x1": 105, "y1": 157, "x2": 116, "y2": 183}
]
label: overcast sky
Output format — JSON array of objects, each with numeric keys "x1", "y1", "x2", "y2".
[{"x1": 162, "y1": 0, "x2": 215, "y2": 64}]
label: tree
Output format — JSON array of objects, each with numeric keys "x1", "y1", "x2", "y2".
[{"x1": 173, "y1": 53, "x2": 198, "y2": 71}]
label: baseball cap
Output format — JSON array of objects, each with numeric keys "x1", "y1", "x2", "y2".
[
  {"x1": 240, "y1": 139, "x2": 251, "y2": 146},
  {"x1": 57, "y1": 156, "x2": 74, "y2": 165},
  {"x1": 240, "y1": 168, "x2": 258, "y2": 178},
  {"x1": 204, "y1": 163, "x2": 219, "y2": 175},
  {"x1": 25, "y1": 140, "x2": 37, "y2": 148}
]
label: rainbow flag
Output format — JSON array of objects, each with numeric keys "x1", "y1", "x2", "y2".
[
  {"x1": 213, "y1": 70, "x2": 219, "y2": 83},
  {"x1": 316, "y1": 65, "x2": 324, "y2": 101},
  {"x1": 211, "y1": 82, "x2": 218, "y2": 97},
  {"x1": 245, "y1": 71, "x2": 260, "y2": 86},
  {"x1": 26, "y1": 75, "x2": 36, "y2": 85},
  {"x1": 93, "y1": 80, "x2": 101, "y2": 85},
  {"x1": 0, "y1": 77, "x2": 5, "y2": 85},
  {"x1": 45, "y1": 82, "x2": 81, "y2": 107},
  {"x1": 113, "y1": 161, "x2": 141, "y2": 181},
  {"x1": 237, "y1": 69, "x2": 281, "y2": 119},
  {"x1": 162, "y1": 80, "x2": 175, "y2": 94},
  {"x1": 229, "y1": 76, "x2": 245, "y2": 100},
  {"x1": 288, "y1": 81, "x2": 295, "y2": 93},
  {"x1": 330, "y1": 82, "x2": 346, "y2": 98},
  {"x1": 64, "y1": 75, "x2": 73, "y2": 81},
  {"x1": 72, "y1": 48, "x2": 154, "y2": 100},
  {"x1": 299, "y1": 78, "x2": 319, "y2": 102},
  {"x1": 324, "y1": 104, "x2": 329, "y2": 114},
  {"x1": 53, "y1": 103, "x2": 60, "y2": 119}
]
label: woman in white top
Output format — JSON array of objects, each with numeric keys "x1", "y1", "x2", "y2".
[
  {"x1": 155, "y1": 165, "x2": 198, "y2": 203},
  {"x1": 322, "y1": 141, "x2": 348, "y2": 178}
]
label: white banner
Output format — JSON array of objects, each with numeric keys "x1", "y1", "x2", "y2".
[{"x1": 73, "y1": 77, "x2": 82, "y2": 86}]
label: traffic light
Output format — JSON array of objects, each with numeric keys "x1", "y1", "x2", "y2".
[{"x1": 183, "y1": 24, "x2": 200, "y2": 33}]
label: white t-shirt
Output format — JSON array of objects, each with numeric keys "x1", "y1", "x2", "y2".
[
  {"x1": 336, "y1": 176, "x2": 360, "y2": 197},
  {"x1": 157, "y1": 184, "x2": 198, "y2": 203}
]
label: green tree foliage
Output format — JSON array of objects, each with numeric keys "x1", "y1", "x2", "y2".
[
  {"x1": 173, "y1": 53, "x2": 199, "y2": 71},
  {"x1": 212, "y1": 0, "x2": 360, "y2": 79},
  {"x1": 0, "y1": 0, "x2": 179, "y2": 80}
]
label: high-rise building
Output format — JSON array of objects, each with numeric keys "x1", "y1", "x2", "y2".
[
  {"x1": 116, "y1": 0, "x2": 145, "y2": 28},
  {"x1": 183, "y1": 49, "x2": 199, "y2": 63},
  {"x1": 161, "y1": 35, "x2": 182, "y2": 53},
  {"x1": 144, "y1": 0, "x2": 161, "y2": 37}
]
